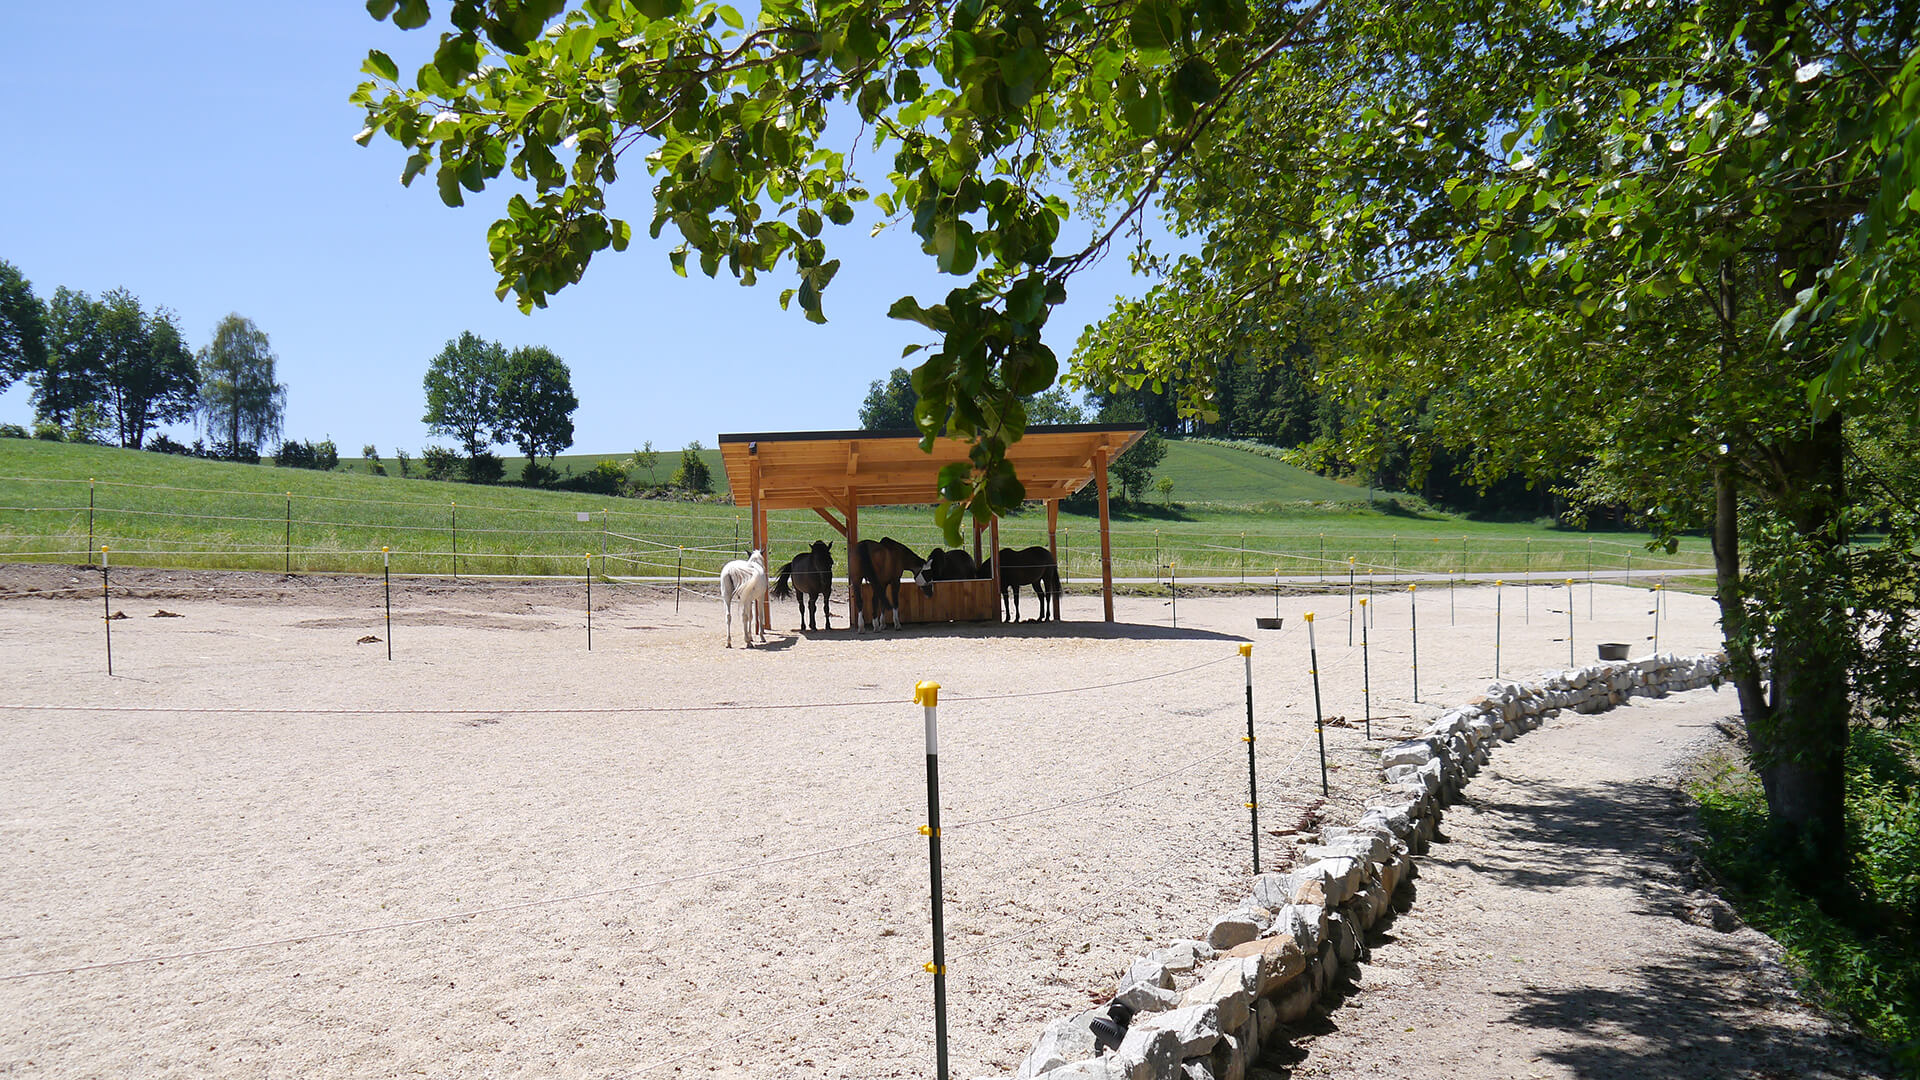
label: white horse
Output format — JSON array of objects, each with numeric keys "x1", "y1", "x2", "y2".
[{"x1": 719, "y1": 549, "x2": 770, "y2": 648}]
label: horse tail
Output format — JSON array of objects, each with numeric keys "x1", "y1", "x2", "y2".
[
  {"x1": 720, "y1": 568, "x2": 737, "y2": 608},
  {"x1": 772, "y1": 561, "x2": 794, "y2": 599}
]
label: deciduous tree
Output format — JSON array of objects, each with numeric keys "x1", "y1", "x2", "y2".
[
  {"x1": 197, "y1": 313, "x2": 286, "y2": 455},
  {"x1": 495, "y1": 344, "x2": 578, "y2": 468},
  {"x1": 93, "y1": 289, "x2": 197, "y2": 449},
  {"x1": 0, "y1": 260, "x2": 46, "y2": 391},
  {"x1": 422, "y1": 330, "x2": 506, "y2": 460}
]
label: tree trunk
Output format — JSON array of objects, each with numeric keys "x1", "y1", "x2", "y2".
[{"x1": 1751, "y1": 414, "x2": 1852, "y2": 889}]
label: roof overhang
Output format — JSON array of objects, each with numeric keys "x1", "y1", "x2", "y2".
[{"x1": 717, "y1": 424, "x2": 1148, "y2": 510}]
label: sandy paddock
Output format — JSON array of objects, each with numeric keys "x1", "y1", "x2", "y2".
[{"x1": 0, "y1": 564, "x2": 1724, "y2": 1079}]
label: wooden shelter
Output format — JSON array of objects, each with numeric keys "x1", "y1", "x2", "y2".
[{"x1": 717, "y1": 424, "x2": 1147, "y2": 627}]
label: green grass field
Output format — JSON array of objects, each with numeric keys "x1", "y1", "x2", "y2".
[{"x1": 0, "y1": 436, "x2": 1713, "y2": 581}]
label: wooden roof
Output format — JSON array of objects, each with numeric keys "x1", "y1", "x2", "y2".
[{"x1": 717, "y1": 424, "x2": 1148, "y2": 510}]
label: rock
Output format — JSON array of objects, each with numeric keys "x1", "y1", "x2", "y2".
[
  {"x1": 1038, "y1": 1060, "x2": 1115, "y2": 1080},
  {"x1": 1178, "y1": 957, "x2": 1256, "y2": 1031},
  {"x1": 1378, "y1": 740, "x2": 1434, "y2": 769},
  {"x1": 1255, "y1": 998, "x2": 1281, "y2": 1041},
  {"x1": 1315, "y1": 826, "x2": 1392, "y2": 864},
  {"x1": 1016, "y1": 1011, "x2": 1104, "y2": 1079},
  {"x1": 1382, "y1": 763, "x2": 1423, "y2": 786},
  {"x1": 1205, "y1": 911, "x2": 1262, "y2": 951},
  {"x1": 1130, "y1": 1003, "x2": 1222, "y2": 1058},
  {"x1": 1114, "y1": 1024, "x2": 1182, "y2": 1080},
  {"x1": 1328, "y1": 912, "x2": 1358, "y2": 965},
  {"x1": 1272, "y1": 980, "x2": 1316, "y2": 1023},
  {"x1": 1222, "y1": 933, "x2": 1307, "y2": 994},
  {"x1": 1181, "y1": 1061, "x2": 1216, "y2": 1080},
  {"x1": 1146, "y1": 940, "x2": 1212, "y2": 974},
  {"x1": 1272, "y1": 904, "x2": 1325, "y2": 952},
  {"x1": 1114, "y1": 982, "x2": 1181, "y2": 1014},
  {"x1": 1302, "y1": 857, "x2": 1363, "y2": 905},
  {"x1": 1119, "y1": 957, "x2": 1175, "y2": 994},
  {"x1": 1249, "y1": 873, "x2": 1295, "y2": 912},
  {"x1": 1207, "y1": 1031, "x2": 1245, "y2": 1080}
]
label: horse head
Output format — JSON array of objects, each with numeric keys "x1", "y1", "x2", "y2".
[
  {"x1": 914, "y1": 548, "x2": 942, "y2": 595},
  {"x1": 811, "y1": 539, "x2": 832, "y2": 562}
]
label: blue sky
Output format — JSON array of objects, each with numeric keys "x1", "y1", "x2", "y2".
[{"x1": 0, "y1": 3, "x2": 1158, "y2": 455}]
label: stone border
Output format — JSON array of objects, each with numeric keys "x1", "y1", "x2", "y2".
[{"x1": 1006, "y1": 652, "x2": 1726, "y2": 1080}]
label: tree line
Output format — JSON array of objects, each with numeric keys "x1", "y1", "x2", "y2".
[{"x1": 0, "y1": 259, "x2": 291, "y2": 458}]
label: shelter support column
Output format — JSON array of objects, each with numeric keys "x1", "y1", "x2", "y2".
[
  {"x1": 989, "y1": 515, "x2": 1002, "y2": 624},
  {"x1": 1047, "y1": 499, "x2": 1060, "y2": 622},
  {"x1": 972, "y1": 518, "x2": 984, "y2": 566},
  {"x1": 1095, "y1": 447, "x2": 1114, "y2": 622},
  {"x1": 847, "y1": 500, "x2": 861, "y2": 630}
]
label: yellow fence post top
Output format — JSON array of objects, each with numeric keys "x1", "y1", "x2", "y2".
[
  {"x1": 1359, "y1": 597, "x2": 1368, "y2": 607},
  {"x1": 100, "y1": 545, "x2": 108, "y2": 552},
  {"x1": 381, "y1": 546, "x2": 390, "y2": 553},
  {"x1": 1408, "y1": 584, "x2": 1416, "y2": 591},
  {"x1": 1303, "y1": 611, "x2": 1315, "y2": 623},
  {"x1": 913, "y1": 681, "x2": 941, "y2": 707},
  {"x1": 1238, "y1": 643, "x2": 1252, "y2": 657},
  {"x1": 1496, "y1": 579, "x2": 1504, "y2": 585}
]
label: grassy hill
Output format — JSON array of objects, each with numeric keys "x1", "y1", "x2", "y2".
[{"x1": 0, "y1": 436, "x2": 1713, "y2": 580}]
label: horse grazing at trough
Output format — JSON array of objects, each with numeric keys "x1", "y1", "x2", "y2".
[
  {"x1": 772, "y1": 540, "x2": 834, "y2": 631},
  {"x1": 719, "y1": 549, "x2": 770, "y2": 647},
  {"x1": 912, "y1": 547, "x2": 979, "y2": 595},
  {"x1": 981, "y1": 546, "x2": 1061, "y2": 622},
  {"x1": 853, "y1": 537, "x2": 926, "y2": 630}
]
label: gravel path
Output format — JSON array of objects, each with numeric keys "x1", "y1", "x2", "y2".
[{"x1": 1266, "y1": 690, "x2": 1893, "y2": 1080}]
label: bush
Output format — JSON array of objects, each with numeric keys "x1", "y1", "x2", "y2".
[
  {"x1": 148, "y1": 434, "x2": 193, "y2": 455},
  {"x1": 33, "y1": 421, "x2": 63, "y2": 442},
  {"x1": 207, "y1": 440, "x2": 259, "y2": 463},
  {"x1": 394, "y1": 448, "x2": 411, "y2": 477},
  {"x1": 274, "y1": 438, "x2": 339, "y2": 471},
  {"x1": 1692, "y1": 726, "x2": 1920, "y2": 1073},
  {"x1": 519, "y1": 460, "x2": 559, "y2": 487},
  {"x1": 420, "y1": 445, "x2": 462, "y2": 480},
  {"x1": 464, "y1": 451, "x2": 503, "y2": 484},
  {"x1": 553, "y1": 459, "x2": 628, "y2": 495},
  {"x1": 0, "y1": 422, "x2": 30, "y2": 439},
  {"x1": 673, "y1": 441, "x2": 712, "y2": 493},
  {"x1": 362, "y1": 444, "x2": 386, "y2": 476}
]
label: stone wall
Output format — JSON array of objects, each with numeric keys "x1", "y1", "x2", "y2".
[{"x1": 1006, "y1": 652, "x2": 1726, "y2": 1080}]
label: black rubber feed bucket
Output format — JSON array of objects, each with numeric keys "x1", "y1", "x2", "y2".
[
  {"x1": 1597, "y1": 643, "x2": 1630, "y2": 661},
  {"x1": 1256, "y1": 617, "x2": 1284, "y2": 630}
]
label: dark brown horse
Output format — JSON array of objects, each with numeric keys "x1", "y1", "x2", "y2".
[
  {"x1": 772, "y1": 539, "x2": 834, "y2": 631},
  {"x1": 981, "y1": 546, "x2": 1061, "y2": 622},
  {"x1": 912, "y1": 547, "x2": 979, "y2": 595},
  {"x1": 854, "y1": 537, "x2": 926, "y2": 630}
]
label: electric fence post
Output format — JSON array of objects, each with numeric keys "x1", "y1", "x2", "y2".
[
  {"x1": 1565, "y1": 579, "x2": 1574, "y2": 666},
  {"x1": 284, "y1": 493, "x2": 292, "y2": 573},
  {"x1": 1241, "y1": 644, "x2": 1259, "y2": 873},
  {"x1": 382, "y1": 547, "x2": 392, "y2": 660},
  {"x1": 586, "y1": 553, "x2": 594, "y2": 652},
  {"x1": 101, "y1": 545, "x2": 112, "y2": 676},
  {"x1": 1359, "y1": 597, "x2": 1372, "y2": 740},
  {"x1": 1409, "y1": 583, "x2": 1419, "y2": 704},
  {"x1": 88, "y1": 478, "x2": 95, "y2": 554},
  {"x1": 914, "y1": 681, "x2": 950, "y2": 1080},
  {"x1": 675, "y1": 546, "x2": 684, "y2": 612},
  {"x1": 1347, "y1": 557, "x2": 1356, "y2": 646},
  {"x1": 1306, "y1": 613, "x2": 1328, "y2": 796},
  {"x1": 1494, "y1": 580, "x2": 1503, "y2": 678}
]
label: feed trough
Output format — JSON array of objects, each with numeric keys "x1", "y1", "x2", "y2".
[
  {"x1": 1256, "y1": 617, "x2": 1285, "y2": 630},
  {"x1": 1597, "y1": 642, "x2": 1630, "y2": 661}
]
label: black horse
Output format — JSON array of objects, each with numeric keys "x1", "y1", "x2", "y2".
[
  {"x1": 913, "y1": 547, "x2": 979, "y2": 595},
  {"x1": 854, "y1": 537, "x2": 927, "y2": 630},
  {"x1": 772, "y1": 539, "x2": 834, "y2": 631},
  {"x1": 981, "y1": 546, "x2": 1062, "y2": 622}
]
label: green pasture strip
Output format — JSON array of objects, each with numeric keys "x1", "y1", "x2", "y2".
[{"x1": 0, "y1": 439, "x2": 1713, "y2": 580}]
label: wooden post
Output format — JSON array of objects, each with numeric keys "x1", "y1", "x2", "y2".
[
  {"x1": 748, "y1": 450, "x2": 769, "y2": 629},
  {"x1": 1047, "y1": 499, "x2": 1060, "y2": 621},
  {"x1": 847, "y1": 500, "x2": 862, "y2": 630},
  {"x1": 1095, "y1": 447, "x2": 1114, "y2": 623},
  {"x1": 971, "y1": 517, "x2": 985, "y2": 566},
  {"x1": 989, "y1": 514, "x2": 1003, "y2": 623}
]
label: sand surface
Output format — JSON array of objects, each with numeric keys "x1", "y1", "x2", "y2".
[{"x1": 0, "y1": 564, "x2": 1723, "y2": 1078}]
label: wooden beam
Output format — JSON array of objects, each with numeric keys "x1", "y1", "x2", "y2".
[
  {"x1": 1046, "y1": 499, "x2": 1060, "y2": 620},
  {"x1": 1095, "y1": 447, "x2": 1113, "y2": 623},
  {"x1": 989, "y1": 514, "x2": 1002, "y2": 624},
  {"x1": 846, "y1": 501, "x2": 862, "y2": 630},
  {"x1": 812, "y1": 506, "x2": 848, "y2": 536}
]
